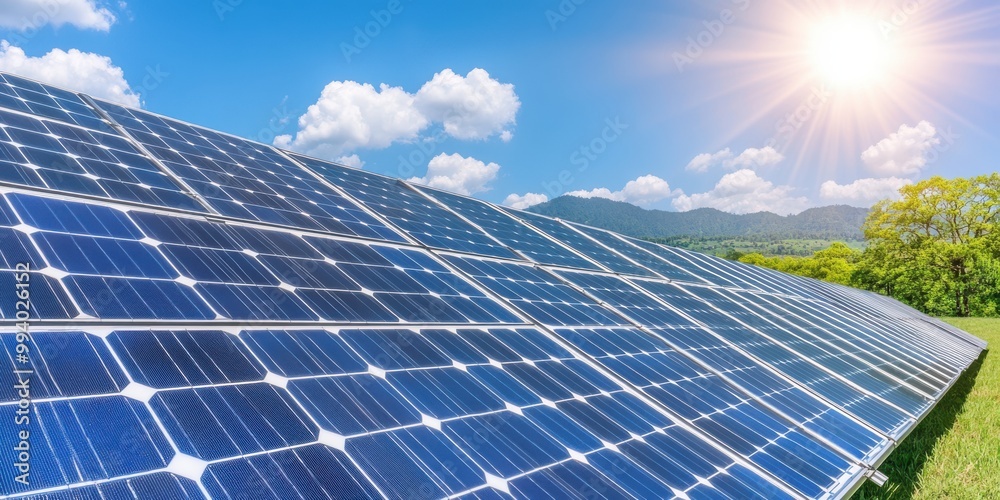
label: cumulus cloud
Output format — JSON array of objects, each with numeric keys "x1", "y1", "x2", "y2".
[
  {"x1": 0, "y1": 0, "x2": 117, "y2": 31},
  {"x1": 685, "y1": 146, "x2": 783, "y2": 172},
  {"x1": 414, "y1": 68, "x2": 519, "y2": 141},
  {"x1": 276, "y1": 68, "x2": 519, "y2": 159},
  {"x1": 0, "y1": 41, "x2": 140, "y2": 106},
  {"x1": 672, "y1": 169, "x2": 808, "y2": 215},
  {"x1": 334, "y1": 154, "x2": 364, "y2": 169},
  {"x1": 566, "y1": 174, "x2": 678, "y2": 206},
  {"x1": 273, "y1": 81, "x2": 427, "y2": 159},
  {"x1": 861, "y1": 121, "x2": 940, "y2": 175},
  {"x1": 819, "y1": 177, "x2": 911, "y2": 206},
  {"x1": 503, "y1": 192, "x2": 548, "y2": 210},
  {"x1": 407, "y1": 153, "x2": 500, "y2": 195},
  {"x1": 685, "y1": 148, "x2": 731, "y2": 172}
]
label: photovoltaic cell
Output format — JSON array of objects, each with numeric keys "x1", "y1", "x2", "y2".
[
  {"x1": 290, "y1": 153, "x2": 520, "y2": 260},
  {"x1": 0, "y1": 105, "x2": 204, "y2": 210},
  {"x1": 420, "y1": 187, "x2": 602, "y2": 271},
  {"x1": 92, "y1": 99, "x2": 407, "y2": 242},
  {"x1": 499, "y1": 206, "x2": 658, "y2": 277}
]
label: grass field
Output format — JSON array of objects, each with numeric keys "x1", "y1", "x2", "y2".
[{"x1": 854, "y1": 318, "x2": 999, "y2": 499}]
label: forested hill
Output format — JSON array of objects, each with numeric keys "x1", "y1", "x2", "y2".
[{"x1": 526, "y1": 196, "x2": 869, "y2": 240}]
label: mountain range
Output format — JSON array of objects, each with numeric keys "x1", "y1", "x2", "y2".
[{"x1": 526, "y1": 196, "x2": 869, "y2": 240}]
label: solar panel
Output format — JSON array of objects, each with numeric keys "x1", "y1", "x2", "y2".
[{"x1": 0, "y1": 70, "x2": 985, "y2": 499}]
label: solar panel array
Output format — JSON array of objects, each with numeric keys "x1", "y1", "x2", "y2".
[{"x1": 0, "y1": 71, "x2": 985, "y2": 499}]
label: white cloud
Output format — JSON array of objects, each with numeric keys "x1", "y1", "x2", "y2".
[
  {"x1": 0, "y1": 41, "x2": 139, "y2": 107},
  {"x1": 503, "y1": 192, "x2": 548, "y2": 210},
  {"x1": 685, "y1": 148, "x2": 731, "y2": 172},
  {"x1": 861, "y1": 121, "x2": 940, "y2": 175},
  {"x1": 819, "y1": 177, "x2": 912, "y2": 206},
  {"x1": 414, "y1": 68, "x2": 519, "y2": 141},
  {"x1": 685, "y1": 146, "x2": 783, "y2": 172},
  {"x1": 407, "y1": 153, "x2": 500, "y2": 195},
  {"x1": 566, "y1": 174, "x2": 677, "y2": 206},
  {"x1": 276, "y1": 68, "x2": 519, "y2": 159},
  {"x1": 0, "y1": 0, "x2": 117, "y2": 31},
  {"x1": 672, "y1": 169, "x2": 808, "y2": 215},
  {"x1": 723, "y1": 146, "x2": 784, "y2": 170},
  {"x1": 273, "y1": 80, "x2": 427, "y2": 159},
  {"x1": 334, "y1": 154, "x2": 364, "y2": 169}
]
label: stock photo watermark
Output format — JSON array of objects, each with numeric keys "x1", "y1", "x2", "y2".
[
  {"x1": 539, "y1": 116, "x2": 628, "y2": 198},
  {"x1": 672, "y1": 0, "x2": 751, "y2": 73},
  {"x1": 340, "y1": 0, "x2": 409, "y2": 63},
  {"x1": 11, "y1": 263, "x2": 32, "y2": 487}
]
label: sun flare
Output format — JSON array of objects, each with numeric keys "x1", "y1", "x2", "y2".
[{"x1": 809, "y1": 15, "x2": 893, "y2": 88}]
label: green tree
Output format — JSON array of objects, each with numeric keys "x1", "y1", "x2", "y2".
[
  {"x1": 853, "y1": 174, "x2": 1000, "y2": 316},
  {"x1": 736, "y1": 242, "x2": 859, "y2": 286}
]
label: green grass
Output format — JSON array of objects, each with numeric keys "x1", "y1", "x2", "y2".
[{"x1": 853, "y1": 318, "x2": 1000, "y2": 499}]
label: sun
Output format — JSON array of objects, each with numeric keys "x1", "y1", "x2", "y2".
[{"x1": 808, "y1": 15, "x2": 893, "y2": 88}]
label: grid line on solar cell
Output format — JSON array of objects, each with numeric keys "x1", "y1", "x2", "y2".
[
  {"x1": 498, "y1": 206, "x2": 661, "y2": 278},
  {"x1": 0, "y1": 93, "x2": 205, "y2": 212},
  {"x1": 545, "y1": 268, "x2": 906, "y2": 436},
  {"x1": 677, "y1": 285, "x2": 935, "y2": 415},
  {"x1": 422, "y1": 254, "x2": 863, "y2": 497},
  {"x1": 726, "y1": 290, "x2": 952, "y2": 396},
  {"x1": 289, "y1": 152, "x2": 521, "y2": 260},
  {"x1": 0, "y1": 72, "x2": 109, "y2": 129},
  {"x1": 413, "y1": 185, "x2": 605, "y2": 272},
  {"x1": 0, "y1": 191, "x2": 522, "y2": 325},
  {"x1": 540, "y1": 270, "x2": 889, "y2": 460},
  {"x1": 578, "y1": 227, "x2": 714, "y2": 284},
  {"x1": 80, "y1": 93, "x2": 218, "y2": 213},
  {"x1": 625, "y1": 278, "x2": 922, "y2": 436},
  {"x1": 88, "y1": 98, "x2": 407, "y2": 242}
]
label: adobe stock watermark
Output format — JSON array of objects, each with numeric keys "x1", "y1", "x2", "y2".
[
  {"x1": 251, "y1": 97, "x2": 295, "y2": 145},
  {"x1": 673, "y1": 0, "x2": 751, "y2": 73},
  {"x1": 764, "y1": 85, "x2": 833, "y2": 153},
  {"x1": 924, "y1": 125, "x2": 959, "y2": 166},
  {"x1": 545, "y1": 0, "x2": 587, "y2": 31},
  {"x1": 880, "y1": 0, "x2": 929, "y2": 39},
  {"x1": 341, "y1": 0, "x2": 408, "y2": 63},
  {"x1": 213, "y1": 0, "x2": 244, "y2": 21},
  {"x1": 539, "y1": 116, "x2": 628, "y2": 198}
]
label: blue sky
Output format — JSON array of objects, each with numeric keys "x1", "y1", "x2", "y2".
[{"x1": 2, "y1": 0, "x2": 998, "y2": 214}]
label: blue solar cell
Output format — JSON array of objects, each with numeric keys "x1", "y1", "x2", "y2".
[
  {"x1": 291, "y1": 152, "x2": 519, "y2": 259},
  {"x1": 152, "y1": 383, "x2": 318, "y2": 461},
  {"x1": 202, "y1": 445, "x2": 379, "y2": 499},
  {"x1": 445, "y1": 255, "x2": 629, "y2": 326},
  {"x1": 0, "y1": 331, "x2": 128, "y2": 400},
  {"x1": 0, "y1": 94, "x2": 204, "y2": 211},
  {"x1": 0, "y1": 396, "x2": 174, "y2": 496},
  {"x1": 0, "y1": 73, "x2": 107, "y2": 129},
  {"x1": 41, "y1": 473, "x2": 205, "y2": 500},
  {"x1": 423, "y1": 187, "x2": 604, "y2": 270},
  {"x1": 347, "y1": 426, "x2": 487, "y2": 498},
  {"x1": 289, "y1": 375, "x2": 422, "y2": 434},
  {"x1": 109, "y1": 330, "x2": 265, "y2": 388},
  {"x1": 444, "y1": 412, "x2": 570, "y2": 477},
  {"x1": 240, "y1": 329, "x2": 368, "y2": 377},
  {"x1": 341, "y1": 329, "x2": 450, "y2": 369},
  {"x1": 93, "y1": 99, "x2": 407, "y2": 241}
]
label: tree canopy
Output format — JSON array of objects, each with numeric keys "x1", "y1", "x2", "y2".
[{"x1": 853, "y1": 174, "x2": 1000, "y2": 316}]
